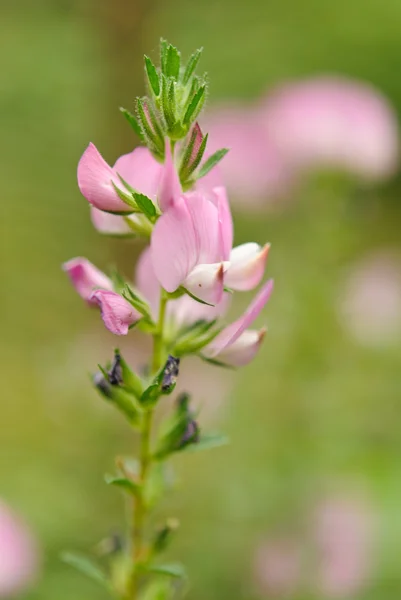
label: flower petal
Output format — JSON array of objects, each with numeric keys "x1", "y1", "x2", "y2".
[
  {"x1": 183, "y1": 262, "x2": 227, "y2": 305},
  {"x1": 91, "y1": 207, "x2": 133, "y2": 235},
  {"x1": 225, "y1": 242, "x2": 270, "y2": 291},
  {"x1": 90, "y1": 290, "x2": 140, "y2": 335},
  {"x1": 214, "y1": 186, "x2": 233, "y2": 261},
  {"x1": 215, "y1": 328, "x2": 267, "y2": 366},
  {"x1": 77, "y1": 143, "x2": 131, "y2": 213},
  {"x1": 205, "y1": 279, "x2": 274, "y2": 356},
  {"x1": 63, "y1": 257, "x2": 113, "y2": 303},
  {"x1": 114, "y1": 146, "x2": 163, "y2": 201},
  {"x1": 150, "y1": 196, "x2": 198, "y2": 292},
  {"x1": 185, "y1": 192, "x2": 222, "y2": 264},
  {"x1": 135, "y1": 247, "x2": 161, "y2": 319},
  {"x1": 157, "y1": 142, "x2": 182, "y2": 212},
  {"x1": 169, "y1": 291, "x2": 231, "y2": 329}
]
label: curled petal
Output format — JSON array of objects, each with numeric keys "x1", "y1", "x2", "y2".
[
  {"x1": 63, "y1": 257, "x2": 113, "y2": 303},
  {"x1": 77, "y1": 143, "x2": 131, "y2": 213},
  {"x1": 206, "y1": 279, "x2": 274, "y2": 357},
  {"x1": 215, "y1": 328, "x2": 267, "y2": 366},
  {"x1": 225, "y1": 242, "x2": 270, "y2": 291},
  {"x1": 183, "y1": 262, "x2": 227, "y2": 305},
  {"x1": 90, "y1": 290, "x2": 140, "y2": 335},
  {"x1": 114, "y1": 146, "x2": 163, "y2": 201},
  {"x1": 158, "y1": 142, "x2": 182, "y2": 212},
  {"x1": 91, "y1": 207, "x2": 133, "y2": 235}
]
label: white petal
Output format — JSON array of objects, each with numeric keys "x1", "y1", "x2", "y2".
[{"x1": 225, "y1": 242, "x2": 270, "y2": 291}]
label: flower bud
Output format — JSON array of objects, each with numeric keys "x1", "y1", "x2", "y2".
[{"x1": 161, "y1": 355, "x2": 180, "y2": 393}]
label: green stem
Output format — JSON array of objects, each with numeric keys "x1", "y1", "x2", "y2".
[{"x1": 129, "y1": 294, "x2": 168, "y2": 598}]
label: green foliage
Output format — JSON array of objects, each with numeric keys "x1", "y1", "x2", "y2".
[
  {"x1": 119, "y1": 107, "x2": 145, "y2": 140},
  {"x1": 145, "y1": 56, "x2": 161, "y2": 97},
  {"x1": 61, "y1": 552, "x2": 109, "y2": 588},
  {"x1": 132, "y1": 192, "x2": 157, "y2": 221},
  {"x1": 104, "y1": 474, "x2": 141, "y2": 496},
  {"x1": 198, "y1": 148, "x2": 230, "y2": 179}
]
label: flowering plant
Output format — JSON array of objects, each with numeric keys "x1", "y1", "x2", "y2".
[{"x1": 62, "y1": 40, "x2": 273, "y2": 599}]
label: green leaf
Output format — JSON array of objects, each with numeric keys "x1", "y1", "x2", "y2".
[
  {"x1": 110, "y1": 269, "x2": 127, "y2": 295},
  {"x1": 104, "y1": 473, "x2": 141, "y2": 496},
  {"x1": 161, "y1": 75, "x2": 176, "y2": 130},
  {"x1": 111, "y1": 181, "x2": 139, "y2": 211},
  {"x1": 145, "y1": 56, "x2": 160, "y2": 96},
  {"x1": 148, "y1": 562, "x2": 187, "y2": 579},
  {"x1": 184, "y1": 432, "x2": 229, "y2": 452},
  {"x1": 165, "y1": 44, "x2": 180, "y2": 79},
  {"x1": 61, "y1": 551, "x2": 109, "y2": 587},
  {"x1": 183, "y1": 85, "x2": 206, "y2": 125},
  {"x1": 140, "y1": 383, "x2": 160, "y2": 407},
  {"x1": 119, "y1": 107, "x2": 144, "y2": 140},
  {"x1": 199, "y1": 355, "x2": 236, "y2": 369},
  {"x1": 181, "y1": 286, "x2": 215, "y2": 306},
  {"x1": 114, "y1": 349, "x2": 144, "y2": 398},
  {"x1": 96, "y1": 365, "x2": 143, "y2": 426},
  {"x1": 160, "y1": 39, "x2": 168, "y2": 73},
  {"x1": 132, "y1": 192, "x2": 157, "y2": 220},
  {"x1": 143, "y1": 462, "x2": 168, "y2": 509},
  {"x1": 198, "y1": 148, "x2": 229, "y2": 179},
  {"x1": 140, "y1": 580, "x2": 174, "y2": 600},
  {"x1": 136, "y1": 98, "x2": 165, "y2": 159},
  {"x1": 182, "y1": 48, "x2": 203, "y2": 85},
  {"x1": 174, "y1": 325, "x2": 221, "y2": 356}
]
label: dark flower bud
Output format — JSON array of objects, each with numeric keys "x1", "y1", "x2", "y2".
[
  {"x1": 108, "y1": 351, "x2": 123, "y2": 386},
  {"x1": 177, "y1": 419, "x2": 200, "y2": 449},
  {"x1": 93, "y1": 371, "x2": 112, "y2": 398},
  {"x1": 162, "y1": 355, "x2": 180, "y2": 392}
]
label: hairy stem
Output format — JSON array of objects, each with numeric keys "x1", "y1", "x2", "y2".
[{"x1": 129, "y1": 294, "x2": 168, "y2": 598}]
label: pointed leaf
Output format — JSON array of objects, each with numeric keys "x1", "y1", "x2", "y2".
[
  {"x1": 111, "y1": 181, "x2": 139, "y2": 211},
  {"x1": 132, "y1": 192, "x2": 157, "y2": 220},
  {"x1": 148, "y1": 562, "x2": 187, "y2": 579},
  {"x1": 119, "y1": 107, "x2": 145, "y2": 140},
  {"x1": 145, "y1": 56, "x2": 160, "y2": 96},
  {"x1": 184, "y1": 432, "x2": 229, "y2": 452},
  {"x1": 165, "y1": 45, "x2": 180, "y2": 79},
  {"x1": 183, "y1": 48, "x2": 203, "y2": 85},
  {"x1": 104, "y1": 473, "x2": 141, "y2": 496},
  {"x1": 183, "y1": 85, "x2": 206, "y2": 125},
  {"x1": 198, "y1": 148, "x2": 229, "y2": 179},
  {"x1": 61, "y1": 551, "x2": 109, "y2": 587}
]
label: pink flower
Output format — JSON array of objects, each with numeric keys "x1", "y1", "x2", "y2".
[
  {"x1": 203, "y1": 279, "x2": 273, "y2": 366},
  {"x1": 253, "y1": 537, "x2": 302, "y2": 598},
  {"x1": 262, "y1": 77, "x2": 399, "y2": 181},
  {"x1": 0, "y1": 501, "x2": 39, "y2": 597},
  {"x1": 77, "y1": 143, "x2": 172, "y2": 213},
  {"x1": 90, "y1": 290, "x2": 141, "y2": 336},
  {"x1": 313, "y1": 496, "x2": 375, "y2": 598},
  {"x1": 202, "y1": 105, "x2": 293, "y2": 203},
  {"x1": 150, "y1": 187, "x2": 269, "y2": 304},
  {"x1": 62, "y1": 257, "x2": 113, "y2": 304},
  {"x1": 90, "y1": 207, "x2": 134, "y2": 236}
]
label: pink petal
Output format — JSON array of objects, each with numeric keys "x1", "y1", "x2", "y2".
[
  {"x1": 135, "y1": 247, "x2": 161, "y2": 319},
  {"x1": 206, "y1": 279, "x2": 274, "y2": 356},
  {"x1": 63, "y1": 257, "x2": 113, "y2": 303},
  {"x1": 183, "y1": 262, "x2": 227, "y2": 305},
  {"x1": 214, "y1": 186, "x2": 233, "y2": 261},
  {"x1": 77, "y1": 143, "x2": 132, "y2": 213},
  {"x1": 216, "y1": 328, "x2": 267, "y2": 366},
  {"x1": 150, "y1": 196, "x2": 198, "y2": 293},
  {"x1": 225, "y1": 243, "x2": 270, "y2": 291},
  {"x1": 91, "y1": 207, "x2": 133, "y2": 235},
  {"x1": 169, "y1": 291, "x2": 231, "y2": 329},
  {"x1": 185, "y1": 192, "x2": 222, "y2": 264},
  {"x1": 157, "y1": 141, "x2": 182, "y2": 212},
  {"x1": 90, "y1": 290, "x2": 140, "y2": 335},
  {"x1": 114, "y1": 146, "x2": 163, "y2": 201}
]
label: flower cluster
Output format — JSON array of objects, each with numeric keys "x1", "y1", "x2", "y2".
[{"x1": 61, "y1": 41, "x2": 273, "y2": 598}]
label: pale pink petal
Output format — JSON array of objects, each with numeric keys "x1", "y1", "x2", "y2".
[
  {"x1": 213, "y1": 186, "x2": 233, "y2": 260},
  {"x1": 63, "y1": 258, "x2": 113, "y2": 303},
  {"x1": 225, "y1": 243, "x2": 270, "y2": 291},
  {"x1": 262, "y1": 77, "x2": 399, "y2": 181},
  {"x1": 113, "y1": 146, "x2": 163, "y2": 201},
  {"x1": 205, "y1": 279, "x2": 274, "y2": 356},
  {"x1": 169, "y1": 292, "x2": 231, "y2": 328},
  {"x1": 214, "y1": 328, "x2": 266, "y2": 366},
  {"x1": 183, "y1": 262, "x2": 227, "y2": 305},
  {"x1": 135, "y1": 247, "x2": 161, "y2": 319},
  {"x1": 90, "y1": 290, "x2": 140, "y2": 335},
  {"x1": 0, "y1": 501, "x2": 39, "y2": 597},
  {"x1": 77, "y1": 143, "x2": 132, "y2": 213},
  {"x1": 157, "y1": 142, "x2": 182, "y2": 212},
  {"x1": 254, "y1": 537, "x2": 302, "y2": 598},
  {"x1": 90, "y1": 207, "x2": 133, "y2": 235},
  {"x1": 150, "y1": 196, "x2": 198, "y2": 293},
  {"x1": 185, "y1": 192, "x2": 222, "y2": 264}
]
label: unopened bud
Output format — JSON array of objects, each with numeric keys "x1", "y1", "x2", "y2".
[
  {"x1": 162, "y1": 355, "x2": 180, "y2": 392},
  {"x1": 109, "y1": 352, "x2": 123, "y2": 386},
  {"x1": 177, "y1": 419, "x2": 200, "y2": 449}
]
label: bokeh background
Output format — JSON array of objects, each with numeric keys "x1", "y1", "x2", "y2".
[{"x1": 2, "y1": 0, "x2": 401, "y2": 598}]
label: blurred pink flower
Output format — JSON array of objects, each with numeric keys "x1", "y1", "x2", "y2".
[
  {"x1": 338, "y1": 251, "x2": 401, "y2": 347},
  {"x1": 0, "y1": 501, "x2": 39, "y2": 597},
  {"x1": 262, "y1": 77, "x2": 399, "y2": 181},
  {"x1": 202, "y1": 105, "x2": 292, "y2": 203},
  {"x1": 313, "y1": 495, "x2": 375, "y2": 597},
  {"x1": 253, "y1": 537, "x2": 302, "y2": 598}
]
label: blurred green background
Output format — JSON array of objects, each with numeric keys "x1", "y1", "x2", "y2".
[{"x1": 2, "y1": 0, "x2": 401, "y2": 598}]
